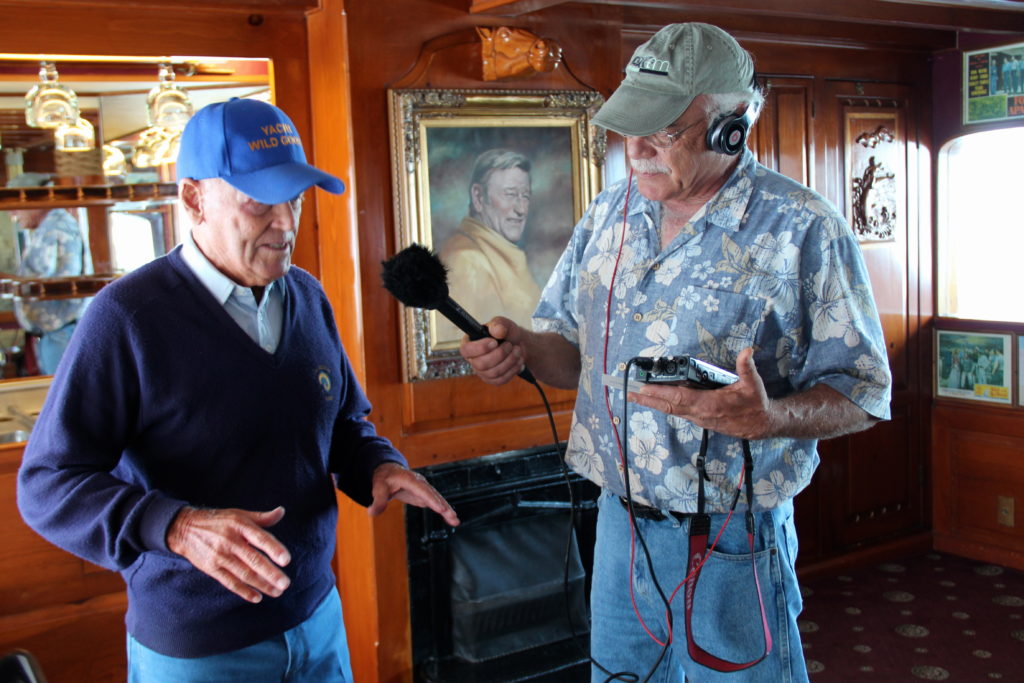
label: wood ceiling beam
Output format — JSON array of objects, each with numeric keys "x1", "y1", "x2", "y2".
[
  {"x1": 469, "y1": 0, "x2": 1024, "y2": 33},
  {"x1": 618, "y1": 7, "x2": 959, "y2": 52},
  {"x1": 0, "y1": 0, "x2": 320, "y2": 13}
]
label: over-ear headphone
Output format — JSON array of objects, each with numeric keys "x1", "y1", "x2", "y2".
[{"x1": 705, "y1": 106, "x2": 755, "y2": 156}]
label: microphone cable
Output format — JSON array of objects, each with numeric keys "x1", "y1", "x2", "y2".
[
  {"x1": 530, "y1": 378, "x2": 641, "y2": 683},
  {"x1": 524, "y1": 167, "x2": 656, "y2": 683}
]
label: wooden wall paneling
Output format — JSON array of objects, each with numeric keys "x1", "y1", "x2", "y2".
[
  {"x1": 0, "y1": 448, "x2": 124, "y2": 616},
  {"x1": 795, "y1": 443, "x2": 826, "y2": 561},
  {"x1": 933, "y1": 403, "x2": 1024, "y2": 569},
  {"x1": 748, "y1": 76, "x2": 813, "y2": 186},
  {"x1": 0, "y1": 443, "x2": 128, "y2": 681},
  {"x1": 835, "y1": 406, "x2": 923, "y2": 547},
  {"x1": 305, "y1": 3, "x2": 402, "y2": 683},
  {"x1": 807, "y1": 79, "x2": 929, "y2": 557},
  {"x1": 0, "y1": 593, "x2": 128, "y2": 683}
]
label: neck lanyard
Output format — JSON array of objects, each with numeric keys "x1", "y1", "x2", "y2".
[{"x1": 684, "y1": 430, "x2": 772, "y2": 671}]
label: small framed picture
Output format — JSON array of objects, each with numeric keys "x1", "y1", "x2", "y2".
[
  {"x1": 963, "y1": 39, "x2": 1024, "y2": 125},
  {"x1": 1018, "y1": 336, "x2": 1024, "y2": 407},
  {"x1": 935, "y1": 329, "x2": 1012, "y2": 405}
]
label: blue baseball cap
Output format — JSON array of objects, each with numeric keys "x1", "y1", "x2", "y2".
[{"x1": 176, "y1": 98, "x2": 345, "y2": 204}]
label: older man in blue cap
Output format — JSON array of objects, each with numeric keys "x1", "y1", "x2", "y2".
[
  {"x1": 18, "y1": 98, "x2": 459, "y2": 682},
  {"x1": 459, "y1": 23, "x2": 891, "y2": 682}
]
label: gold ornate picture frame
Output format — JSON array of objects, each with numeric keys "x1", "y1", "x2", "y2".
[{"x1": 387, "y1": 88, "x2": 605, "y2": 381}]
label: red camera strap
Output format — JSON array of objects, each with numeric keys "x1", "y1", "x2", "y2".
[{"x1": 684, "y1": 434, "x2": 772, "y2": 671}]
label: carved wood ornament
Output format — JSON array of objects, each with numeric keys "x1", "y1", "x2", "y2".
[
  {"x1": 477, "y1": 26, "x2": 561, "y2": 81},
  {"x1": 851, "y1": 153, "x2": 897, "y2": 241},
  {"x1": 846, "y1": 114, "x2": 902, "y2": 242}
]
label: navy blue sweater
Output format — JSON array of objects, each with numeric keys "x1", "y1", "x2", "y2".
[{"x1": 17, "y1": 248, "x2": 406, "y2": 657}]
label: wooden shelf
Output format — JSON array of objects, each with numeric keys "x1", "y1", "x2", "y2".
[
  {"x1": 0, "y1": 274, "x2": 120, "y2": 301},
  {"x1": 0, "y1": 182, "x2": 177, "y2": 209}
]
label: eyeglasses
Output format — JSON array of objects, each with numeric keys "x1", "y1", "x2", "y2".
[{"x1": 628, "y1": 119, "x2": 703, "y2": 148}]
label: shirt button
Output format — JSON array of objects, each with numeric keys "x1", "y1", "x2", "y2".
[
  {"x1": 612, "y1": 417, "x2": 620, "y2": 425},
  {"x1": 633, "y1": 313, "x2": 643, "y2": 322},
  {"x1": 652, "y1": 263, "x2": 660, "y2": 271},
  {"x1": 617, "y1": 362, "x2": 626, "y2": 371}
]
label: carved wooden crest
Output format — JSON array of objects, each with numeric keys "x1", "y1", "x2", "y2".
[{"x1": 477, "y1": 27, "x2": 561, "y2": 81}]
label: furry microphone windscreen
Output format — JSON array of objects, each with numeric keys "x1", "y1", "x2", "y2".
[{"x1": 380, "y1": 244, "x2": 450, "y2": 310}]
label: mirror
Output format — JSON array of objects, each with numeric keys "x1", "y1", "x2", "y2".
[{"x1": 0, "y1": 55, "x2": 271, "y2": 378}]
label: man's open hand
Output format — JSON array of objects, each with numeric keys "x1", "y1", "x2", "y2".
[
  {"x1": 167, "y1": 505, "x2": 292, "y2": 604},
  {"x1": 368, "y1": 462, "x2": 460, "y2": 527}
]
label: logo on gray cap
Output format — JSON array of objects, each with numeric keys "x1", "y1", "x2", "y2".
[{"x1": 628, "y1": 55, "x2": 670, "y2": 76}]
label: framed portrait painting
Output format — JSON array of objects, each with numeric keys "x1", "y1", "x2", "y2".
[
  {"x1": 387, "y1": 88, "x2": 605, "y2": 381},
  {"x1": 935, "y1": 329, "x2": 1012, "y2": 405}
]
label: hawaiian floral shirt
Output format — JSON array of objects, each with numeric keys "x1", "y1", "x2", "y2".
[
  {"x1": 15, "y1": 208, "x2": 90, "y2": 334},
  {"x1": 533, "y1": 149, "x2": 892, "y2": 513}
]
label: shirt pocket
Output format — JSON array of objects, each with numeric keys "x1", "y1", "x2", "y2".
[{"x1": 668, "y1": 288, "x2": 766, "y2": 367}]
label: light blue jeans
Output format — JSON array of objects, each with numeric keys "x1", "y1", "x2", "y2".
[
  {"x1": 127, "y1": 586, "x2": 353, "y2": 683},
  {"x1": 37, "y1": 321, "x2": 76, "y2": 375},
  {"x1": 589, "y1": 490, "x2": 808, "y2": 683}
]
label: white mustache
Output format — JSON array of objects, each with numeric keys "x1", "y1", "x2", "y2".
[{"x1": 630, "y1": 158, "x2": 670, "y2": 175}]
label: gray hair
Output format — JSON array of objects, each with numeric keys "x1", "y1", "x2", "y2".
[
  {"x1": 703, "y1": 88, "x2": 765, "y2": 127},
  {"x1": 468, "y1": 148, "x2": 531, "y2": 215}
]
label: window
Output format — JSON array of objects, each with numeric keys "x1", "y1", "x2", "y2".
[{"x1": 937, "y1": 126, "x2": 1024, "y2": 322}]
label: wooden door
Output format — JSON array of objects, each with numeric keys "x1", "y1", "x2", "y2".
[{"x1": 812, "y1": 79, "x2": 927, "y2": 555}]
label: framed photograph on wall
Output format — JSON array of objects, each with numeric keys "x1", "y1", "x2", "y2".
[
  {"x1": 387, "y1": 88, "x2": 605, "y2": 381},
  {"x1": 1018, "y1": 336, "x2": 1024, "y2": 408},
  {"x1": 935, "y1": 329, "x2": 1013, "y2": 405},
  {"x1": 963, "y1": 39, "x2": 1024, "y2": 125}
]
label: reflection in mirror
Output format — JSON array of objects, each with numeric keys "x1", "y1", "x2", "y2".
[{"x1": 0, "y1": 55, "x2": 271, "y2": 378}]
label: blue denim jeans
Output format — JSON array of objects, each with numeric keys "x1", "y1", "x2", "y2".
[
  {"x1": 127, "y1": 586, "x2": 353, "y2": 682},
  {"x1": 589, "y1": 490, "x2": 808, "y2": 683},
  {"x1": 37, "y1": 321, "x2": 76, "y2": 375}
]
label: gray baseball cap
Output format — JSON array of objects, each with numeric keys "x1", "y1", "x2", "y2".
[{"x1": 592, "y1": 23, "x2": 755, "y2": 137}]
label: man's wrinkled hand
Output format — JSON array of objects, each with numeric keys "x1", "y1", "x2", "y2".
[
  {"x1": 166, "y1": 505, "x2": 292, "y2": 604},
  {"x1": 458, "y1": 317, "x2": 526, "y2": 386},
  {"x1": 628, "y1": 347, "x2": 775, "y2": 440},
  {"x1": 368, "y1": 462, "x2": 460, "y2": 527}
]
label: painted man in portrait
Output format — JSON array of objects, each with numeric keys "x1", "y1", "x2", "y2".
[{"x1": 436, "y1": 148, "x2": 541, "y2": 342}]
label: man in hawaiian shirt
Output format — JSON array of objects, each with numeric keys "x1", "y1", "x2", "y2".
[
  {"x1": 459, "y1": 22, "x2": 891, "y2": 682},
  {"x1": 7, "y1": 172, "x2": 90, "y2": 374}
]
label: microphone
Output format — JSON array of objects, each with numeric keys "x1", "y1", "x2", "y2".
[{"x1": 380, "y1": 244, "x2": 537, "y2": 385}]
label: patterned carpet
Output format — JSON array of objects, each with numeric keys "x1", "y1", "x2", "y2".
[{"x1": 798, "y1": 552, "x2": 1024, "y2": 681}]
